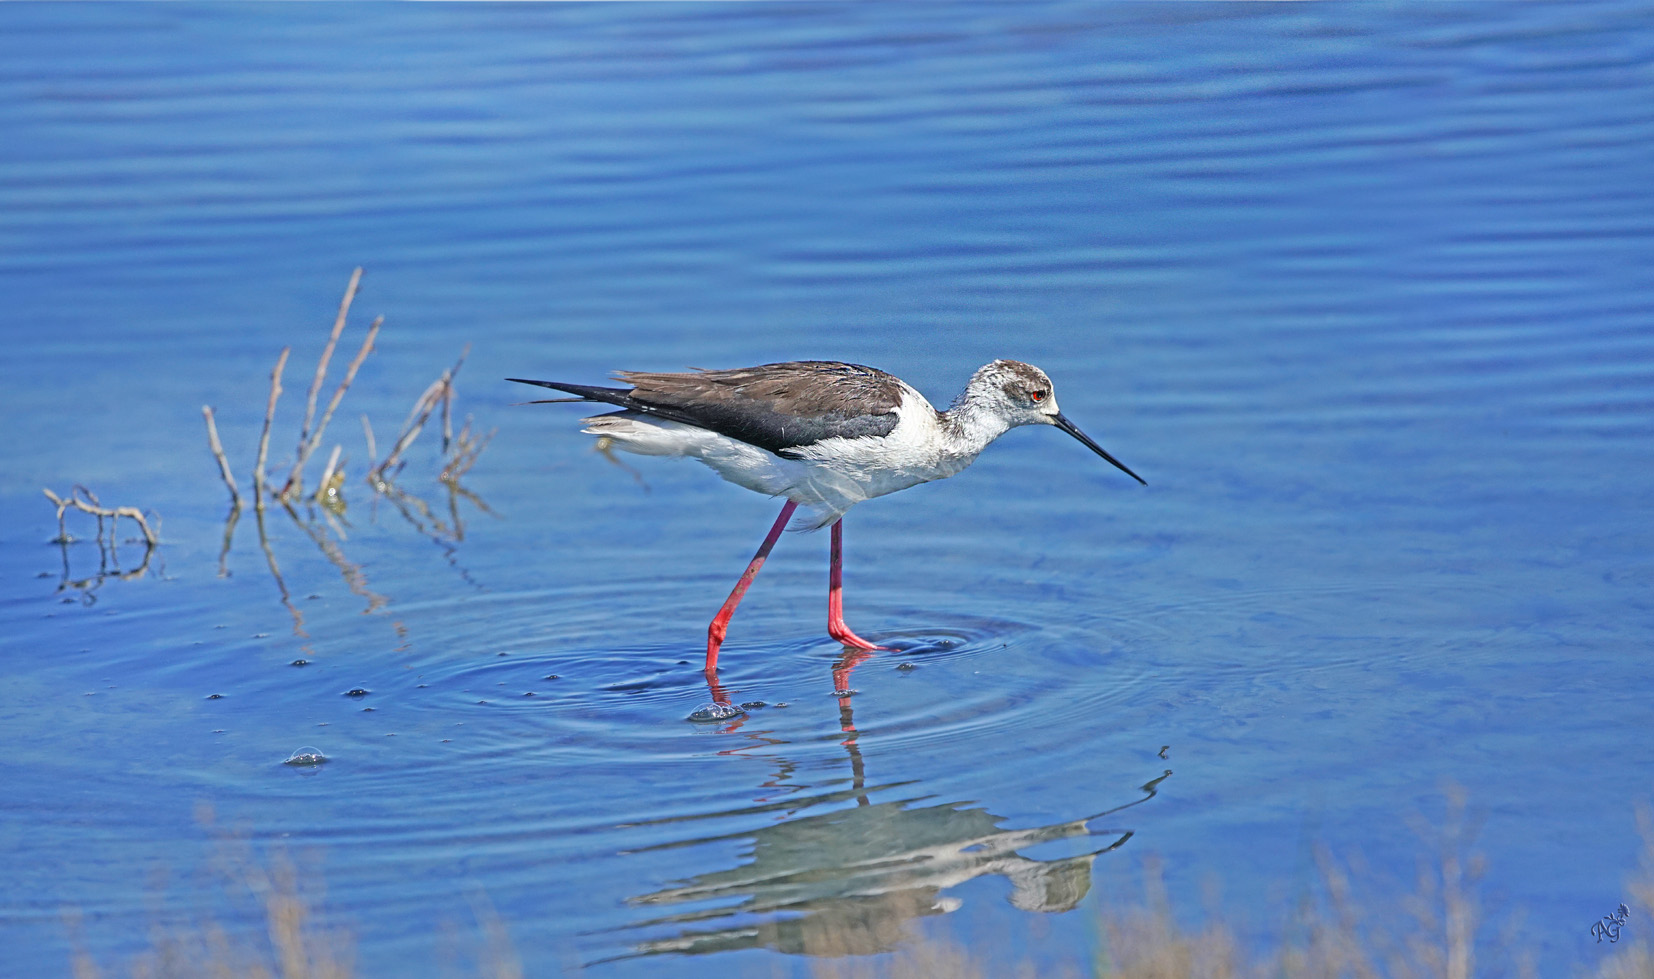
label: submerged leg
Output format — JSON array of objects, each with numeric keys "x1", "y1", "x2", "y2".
[
  {"x1": 828, "y1": 519, "x2": 881, "y2": 651},
  {"x1": 706, "y1": 500, "x2": 798, "y2": 675}
]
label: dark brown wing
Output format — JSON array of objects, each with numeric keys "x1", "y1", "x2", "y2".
[
  {"x1": 615, "y1": 361, "x2": 904, "y2": 455},
  {"x1": 509, "y1": 361, "x2": 905, "y2": 456}
]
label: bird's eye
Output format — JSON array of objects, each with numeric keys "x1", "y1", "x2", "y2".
[{"x1": 1031, "y1": 390, "x2": 1046, "y2": 403}]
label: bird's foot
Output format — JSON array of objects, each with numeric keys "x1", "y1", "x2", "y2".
[{"x1": 827, "y1": 624, "x2": 884, "y2": 651}]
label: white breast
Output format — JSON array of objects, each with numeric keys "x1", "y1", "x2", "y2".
[{"x1": 580, "y1": 383, "x2": 975, "y2": 529}]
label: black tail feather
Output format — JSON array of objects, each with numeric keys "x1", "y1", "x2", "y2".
[{"x1": 505, "y1": 377, "x2": 709, "y2": 429}]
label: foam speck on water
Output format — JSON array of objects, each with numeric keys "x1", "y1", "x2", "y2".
[
  {"x1": 283, "y1": 746, "x2": 328, "y2": 766},
  {"x1": 685, "y1": 702, "x2": 744, "y2": 722}
]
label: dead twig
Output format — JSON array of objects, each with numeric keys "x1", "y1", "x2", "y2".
[
  {"x1": 253, "y1": 347, "x2": 291, "y2": 511},
  {"x1": 369, "y1": 347, "x2": 468, "y2": 488},
  {"x1": 370, "y1": 377, "x2": 445, "y2": 486},
  {"x1": 313, "y1": 445, "x2": 345, "y2": 508},
  {"x1": 44, "y1": 486, "x2": 159, "y2": 548},
  {"x1": 281, "y1": 310, "x2": 380, "y2": 501},
  {"x1": 360, "y1": 414, "x2": 377, "y2": 469},
  {"x1": 439, "y1": 417, "x2": 495, "y2": 484},
  {"x1": 291, "y1": 268, "x2": 361, "y2": 479},
  {"x1": 201, "y1": 405, "x2": 242, "y2": 510}
]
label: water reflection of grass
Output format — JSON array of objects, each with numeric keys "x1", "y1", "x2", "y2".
[{"x1": 69, "y1": 796, "x2": 1654, "y2": 978}]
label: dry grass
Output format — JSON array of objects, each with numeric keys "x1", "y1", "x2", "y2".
[
  {"x1": 70, "y1": 849, "x2": 355, "y2": 979},
  {"x1": 67, "y1": 797, "x2": 1654, "y2": 979},
  {"x1": 203, "y1": 268, "x2": 490, "y2": 513}
]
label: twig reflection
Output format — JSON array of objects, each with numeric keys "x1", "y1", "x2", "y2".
[{"x1": 45, "y1": 484, "x2": 161, "y2": 604}]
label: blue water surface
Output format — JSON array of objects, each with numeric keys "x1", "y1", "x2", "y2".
[{"x1": 2, "y1": 3, "x2": 1652, "y2": 976}]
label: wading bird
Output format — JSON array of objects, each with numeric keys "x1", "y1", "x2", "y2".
[{"x1": 510, "y1": 360, "x2": 1142, "y2": 676}]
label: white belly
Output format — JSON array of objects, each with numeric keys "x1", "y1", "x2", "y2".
[{"x1": 579, "y1": 390, "x2": 973, "y2": 529}]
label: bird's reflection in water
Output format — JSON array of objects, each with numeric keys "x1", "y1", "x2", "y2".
[{"x1": 600, "y1": 650, "x2": 1171, "y2": 961}]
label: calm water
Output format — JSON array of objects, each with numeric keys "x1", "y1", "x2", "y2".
[{"x1": 3, "y1": 3, "x2": 1653, "y2": 975}]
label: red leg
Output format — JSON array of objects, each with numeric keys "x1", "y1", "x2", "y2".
[
  {"x1": 706, "y1": 500, "x2": 798, "y2": 675},
  {"x1": 828, "y1": 519, "x2": 881, "y2": 651}
]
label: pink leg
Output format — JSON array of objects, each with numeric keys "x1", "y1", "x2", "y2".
[
  {"x1": 706, "y1": 500, "x2": 798, "y2": 675},
  {"x1": 828, "y1": 519, "x2": 881, "y2": 651}
]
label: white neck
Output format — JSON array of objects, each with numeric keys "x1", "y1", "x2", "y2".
[{"x1": 936, "y1": 394, "x2": 1014, "y2": 465}]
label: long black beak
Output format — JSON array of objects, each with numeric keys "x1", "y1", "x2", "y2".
[{"x1": 1053, "y1": 412, "x2": 1145, "y2": 485}]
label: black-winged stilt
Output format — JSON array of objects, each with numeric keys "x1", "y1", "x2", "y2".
[{"x1": 510, "y1": 360, "x2": 1143, "y2": 676}]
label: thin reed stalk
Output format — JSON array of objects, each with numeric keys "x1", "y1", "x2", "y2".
[
  {"x1": 282, "y1": 313, "x2": 381, "y2": 501},
  {"x1": 294, "y1": 268, "x2": 362, "y2": 467},
  {"x1": 253, "y1": 347, "x2": 290, "y2": 511},
  {"x1": 202, "y1": 405, "x2": 242, "y2": 510},
  {"x1": 369, "y1": 347, "x2": 468, "y2": 487}
]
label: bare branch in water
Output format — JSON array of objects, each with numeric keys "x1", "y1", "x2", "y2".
[
  {"x1": 44, "y1": 486, "x2": 159, "y2": 548},
  {"x1": 289, "y1": 267, "x2": 362, "y2": 490},
  {"x1": 254, "y1": 347, "x2": 291, "y2": 511},
  {"x1": 202, "y1": 405, "x2": 243, "y2": 510},
  {"x1": 370, "y1": 377, "x2": 445, "y2": 487},
  {"x1": 360, "y1": 414, "x2": 377, "y2": 469},
  {"x1": 440, "y1": 417, "x2": 496, "y2": 484},
  {"x1": 314, "y1": 444, "x2": 345, "y2": 507},
  {"x1": 283, "y1": 312, "x2": 380, "y2": 501},
  {"x1": 369, "y1": 347, "x2": 468, "y2": 488}
]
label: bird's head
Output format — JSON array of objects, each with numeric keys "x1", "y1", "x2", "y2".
[
  {"x1": 968, "y1": 359, "x2": 1063, "y2": 426},
  {"x1": 964, "y1": 359, "x2": 1144, "y2": 485}
]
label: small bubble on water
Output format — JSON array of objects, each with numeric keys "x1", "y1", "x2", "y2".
[
  {"x1": 740, "y1": 701, "x2": 767, "y2": 710},
  {"x1": 344, "y1": 688, "x2": 370, "y2": 698},
  {"x1": 284, "y1": 747, "x2": 328, "y2": 766},
  {"x1": 896, "y1": 662, "x2": 917, "y2": 672},
  {"x1": 361, "y1": 707, "x2": 374, "y2": 712},
  {"x1": 252, "y1": 633, "x2": 270, "y2": 639},
  {"x1": 291, "y1": 659, "x2": 310, "y2": 667},
  {"x1": 544, "y1": 674, "x2": 560, "y2": 680},
  {"x1": 686, "y1": 702, "x2": 744, "y2": 722},
  {"x1": 831, "y1": 688, "x2": 857, "y2": 698},
  {"x1": 523, "y1": 691, "x2": 536, "y2": 697},
  {"x1": 205, "y1": 693, "x2": 224, "y2": 700}
]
